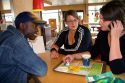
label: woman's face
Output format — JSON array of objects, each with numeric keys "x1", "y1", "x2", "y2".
[
  {"x1": 99, "y1": 14, "x2": 111, "y2": 31},
  {"x1": 65, "y1": 15, "x2": 78, "y2": 31}
]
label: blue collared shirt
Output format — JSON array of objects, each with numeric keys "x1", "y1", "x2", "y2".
[{"x1": 0, "y1": 25, "x2": 47, "y2": 83}]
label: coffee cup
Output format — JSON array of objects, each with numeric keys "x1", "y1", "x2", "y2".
[{"x1": 82, "y1": 54, "x2": 91, "y2": 67}]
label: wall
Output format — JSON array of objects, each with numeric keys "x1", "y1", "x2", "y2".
[{"x1": 12, "y1": 0, "x2": 33, "y2": 16}]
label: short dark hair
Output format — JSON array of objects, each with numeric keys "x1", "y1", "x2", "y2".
[
  {"x1": 64, "y1": 10, "x2": 79, "y2": 21},
  {"x1": 100, "y1": 0, "x2": 125, "y2": 28},
  {"x1": 14, "y1": 11, "x2": 44, "y2": 29}
]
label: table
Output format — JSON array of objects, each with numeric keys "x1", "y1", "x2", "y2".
[
  {"x1": 36, "y1": 52, "x2": 88, "y2": 83},
  {"x1": 30, "y1": 52, "x2": 125, "y2": 83}
]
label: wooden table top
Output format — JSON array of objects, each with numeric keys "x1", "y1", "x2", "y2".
[{"x1": 33, "y1": 52, "x2": 125, "y2": 83}]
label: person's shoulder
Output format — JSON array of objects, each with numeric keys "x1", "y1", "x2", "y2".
[
  {"x1": 0, "y1": 26, "x2": 24, "y2": 48},
  {"x1": 78, "y1": 25, "x2": 90, "y2": 33},
  {"x1": 0, "y1": 25, "x2": 14, "y2": 36},
  {"x1": 62, "y1": 27, "x2": 69, "y2": 31},
  {"x1": 5, "y1": 25, "x2": 25, "y2": 42},
  {"x1": 78, "y1": 25, "x2": 89, "y2": 30},
  {"x1": 4, "y1": 25, "x2": 16, "y2": 34},
  {"x1": 60, "y1": 27, "x2": 69, "y2": 33}
]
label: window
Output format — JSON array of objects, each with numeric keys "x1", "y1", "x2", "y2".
[
  {"x1": 1, "y1": 0, "x2": 14, "y2": 22},
  {"x1": 42, "y1": 9, "x2": 62, "y2": 32},
  {"x1": 88, "y1": 5, "x2": 102, "y2": 24},
  {"x1": 88, "y1": 5, "x2": 102, "y2": 33},
  {"x1": 88, "y1": 5, "x2": 102, "y2": 39}
]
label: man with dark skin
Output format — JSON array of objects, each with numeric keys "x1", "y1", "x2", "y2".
[{"x1": 0, "y1": 11, "x2": 47, "y2": 83}]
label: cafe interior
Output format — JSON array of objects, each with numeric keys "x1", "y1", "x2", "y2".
[{"x1": 0, "y1": 0, "x2": 125, "y2": 83}]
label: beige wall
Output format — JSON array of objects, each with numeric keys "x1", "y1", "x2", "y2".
[{"x1": 12, "y1": 0, "x2": 33, "y2": 16}]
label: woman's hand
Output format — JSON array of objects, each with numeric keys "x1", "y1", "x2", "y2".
[
  {"x1": 50, "y1": 44, "x2": 59, "y2": 59},
  {"x1": 50, "y1": 50, "x2": 59, "y2": 59},
  {"x1": 63, "y1": 55, "x2": 75, "y2": 63},
  {"x1": 109, "y1": 20, "x2": 123, "y2": 61},
  {"x1": 110, "y1": 20, "x2": 124, "y2": 39}
]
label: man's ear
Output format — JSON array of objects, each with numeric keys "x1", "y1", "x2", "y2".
[{"x1": 19, "y1": 23, "x2": 25, "y2": 33}]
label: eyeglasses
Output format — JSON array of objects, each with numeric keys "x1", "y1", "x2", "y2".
[{"x1": 66, "y1": 19, "x2": 78, "y2": 24}]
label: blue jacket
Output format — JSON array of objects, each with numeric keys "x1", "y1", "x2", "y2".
[{"x1": 0, "y1": 25, "x2": 47, "y2": 83}]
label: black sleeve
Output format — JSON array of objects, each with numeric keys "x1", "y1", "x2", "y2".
[
  {"x1": 109, "y1": 35, "x2": 125, "y2": 74},
  {"x1": 90, "y1": 31, "x2": 102, "y2": 59},
  {"x1": 54, "y1": 30, "x2": 66, "y2": 47},
  {"x1": 109, "y1": 59, "x2": 125, "y2": 74}
]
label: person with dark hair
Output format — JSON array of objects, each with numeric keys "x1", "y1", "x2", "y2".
[
  {"x1": 50, "y1": 10, "x2": 92, "y2": 63},
  {"x1": 0, "y1": 11, "x2": 47, "y2": 83},
  {"x1": 91, "y1": 0, "x2": 125, "y2": 74}
]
